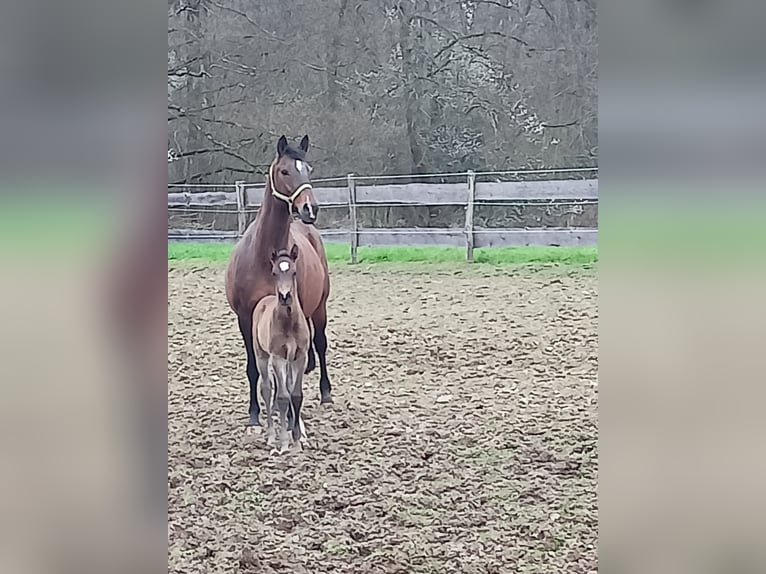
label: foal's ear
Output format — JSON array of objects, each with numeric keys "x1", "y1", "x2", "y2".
[
  {"x1": 289, "y1": 243, "x2": 299, "y2": 261},
  {"x1": 277, "y1": 135, "x2": 288, "y2": 156},
  {"x1": 299, "y1": 135, "x2": 310, "y2": 153},
  {"x1": 270, "y1": 249, "x2": 279, "y2": 264}
]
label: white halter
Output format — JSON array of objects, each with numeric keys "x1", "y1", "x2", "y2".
[{"x1": 268, "y1": 161, "x2": 313, "y2": 205}]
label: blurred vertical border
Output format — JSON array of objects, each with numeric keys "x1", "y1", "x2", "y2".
[
  {"x1": 601, "y1": 0, "x2": 766, "y2": 571},
  {"x1": 0, "y1": 0, "x2": 167, "y2": 572}
]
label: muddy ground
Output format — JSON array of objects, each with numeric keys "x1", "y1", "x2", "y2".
[{"x1": 168, "y1": 262, "x2": 598, "y2": 573}]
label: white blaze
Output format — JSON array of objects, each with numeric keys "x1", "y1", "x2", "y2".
[
  {"x1": 279, "y1": 260, "x2": 290, "y2": 272},
  {"x1": 295, "y1": 159, "x2": 304, "y2": 173}
]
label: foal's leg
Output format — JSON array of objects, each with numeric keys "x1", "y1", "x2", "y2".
[
  {"x1": 237, "y1": 314, "x2": 261, "y2": 426},
  {"x1": 260, "y1": 355, "x2": 276, "y2": 445},
  {"x1": 304, "y1": 317, "x2": 316, "y2": 374},
  {"x1": 312, "y1": 304, "x2": 333, "y2": 404},
  {"x1": 289, "y1": 357, "x2": 307, "y2": 451},
  {"x1": 272, "y1": 358, "x2": 292, "y2": 453}
]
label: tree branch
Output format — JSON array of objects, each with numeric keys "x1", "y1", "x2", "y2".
[
  {"x1": 433, "y1": 31, "x2": 529, "y2": 62},
  {"x1": 537, "y1": 0, "x2": 555, "y2": 22},
  {"x1": 200, "y1": 81, "x2": 246, "y2": 95},
  {"x1": 186, "y1": 165, "x2": 260, "y2": 183},
  {"x1": 472, "y1": 0, "x2": 517, "y2": 10},
  {"x1": 168, "y1": 115, "x2": 259, "y2": 133},
  {"x1": 206, "y1": 0, "x2": 289, "y2": 44},
  {"x1": 189, "y1": 121, "x2": 259, "y2": 169},
  {"x1": 541, "y1": 120, "x2": 579, "y2": 128},
  {"x1": 169, "y1": 97, "x2": 249, "y2": 116},
  {"x1": 170, "y1": 164, "x2": 262, "y2": 185},
  {"x1": 168, "y1": 68, "x2": 211, "y2": 79}
]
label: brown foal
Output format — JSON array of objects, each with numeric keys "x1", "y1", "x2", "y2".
[{"x1": 251, "y1": 246, "x2": 310, "y2": 452}]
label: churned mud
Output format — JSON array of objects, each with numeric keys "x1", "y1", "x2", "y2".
[{"x1": 168, "y1": 262, "x2": 598, "y2": 573}]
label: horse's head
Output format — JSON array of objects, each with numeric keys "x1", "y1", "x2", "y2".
[
  {"x1": 269, "y1": 134, "x2": 319, "y2": 225},
  {"x1": 270, "y1": 244, "x2": 299, "y2": 307}
]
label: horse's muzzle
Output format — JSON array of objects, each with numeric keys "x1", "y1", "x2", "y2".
[
  {"x1": 298, "y1": 203, "x2": 319, "y2": 225},
  {"x1": 278, "y1": 292, "x2": 292, "y2": 306}
]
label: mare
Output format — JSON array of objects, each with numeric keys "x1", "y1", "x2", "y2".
[
  {"x1": 225, "y1": 135, "x2": 333, "y2": 429},
  {"x1": 252, "y1": 246, "x2": 310, "y2": 452}
]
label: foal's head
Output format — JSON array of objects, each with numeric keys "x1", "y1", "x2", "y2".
[
  {"x1": 269, "y1": 135, "x2": 319, "y2": 225},
  {"x1": 270, "y1": 244, "x2": 299, "y2": 307}
]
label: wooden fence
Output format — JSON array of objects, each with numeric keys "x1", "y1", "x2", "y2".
[{"x1": 168, "y1": 169, "x2": 598, "y2": 263}]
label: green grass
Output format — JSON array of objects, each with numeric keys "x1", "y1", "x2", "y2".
[
  {"x1": 601, "y1": 200, "x2": 766, "y2": 263},
  {"x1": 168, "y1": 241, "x2": 598, "y2": 265},
  {"x1": 0, "y1": 197, "x2": 111, "y2": 258}
]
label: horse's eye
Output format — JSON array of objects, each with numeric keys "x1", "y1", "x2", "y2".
[{"x1": 280, "y1": 169, "x2": 289, "y2": 176}]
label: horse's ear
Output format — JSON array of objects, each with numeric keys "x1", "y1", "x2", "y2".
[
  {"x1": 299, "y1": 135, "x2": 310, "y2": 153},
  {"x1": 289, "y1": 243, "x2": 299, "y2": 261},
  {"x1": 277, "y1": 135, "x2": 288, "y2": 156},
  {"x1": 270, "y1": 249, "x2": 278, "y2": 264}
]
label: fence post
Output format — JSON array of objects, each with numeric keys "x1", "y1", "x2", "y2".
[
  {"x1": 235, "y1": 180, "x2": 246, "y2": 238},
  {"x1": 347, "y1": 173, "x2": 358, "y2": 264},
  {"x1": 465, "y1": 170, "x2": 476, "y2": 262}
]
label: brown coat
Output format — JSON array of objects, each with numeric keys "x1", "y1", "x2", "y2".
[
  {"x1": 252, "y1": 294, "x2": 311, "y2": 364},
  {"x1": 225, "y1": 188, "x2": 330, "y2": 322}
]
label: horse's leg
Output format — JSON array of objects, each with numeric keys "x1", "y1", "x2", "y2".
[
  {"x1": 312, "y1": 303, "x2": 333, "y2": 404},
  {"x1": 289, "y1": 357, "x2": 307, "y2": 451},
  {"x1": 305, "y1": 317, "x2": 316, "y2": 374},
  {"x1": 237, "y1": 314, "x2": 261, "y2": 427}
]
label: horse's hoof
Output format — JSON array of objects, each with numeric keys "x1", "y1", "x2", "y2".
[
  {"x1": 244, "y1": 426, "x2": 262, "y2": 441},
  {"x1": 288, "y1": 441, "x2": 303, "y2": 454},
  {"x1": 320, "y1": 395, "x2": 334, "y2": 405}
]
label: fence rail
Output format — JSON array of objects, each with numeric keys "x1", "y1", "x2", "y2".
[{"x1": 168, "y1": 169, "x2": 598, "y2": 262}]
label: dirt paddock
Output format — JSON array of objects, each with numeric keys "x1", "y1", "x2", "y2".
[{"x1": 168, "y1": 262, "x2": 598, "y2": 573}]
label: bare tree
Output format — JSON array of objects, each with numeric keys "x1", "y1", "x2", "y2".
[{"x1": 168, "y1": 0, "x2": 597, "y2": 183}]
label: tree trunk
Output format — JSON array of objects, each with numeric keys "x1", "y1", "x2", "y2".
[{"x1": 398, "y1": 1, "x2": 424, "y2": 174}]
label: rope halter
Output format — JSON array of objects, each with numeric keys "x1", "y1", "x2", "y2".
[{"x1": 268, "y1": 161, "x2": 313, "y2": 206}]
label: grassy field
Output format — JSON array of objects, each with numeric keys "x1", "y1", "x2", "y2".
[{"x1": 168, "y1": 241, "x2": 598, "y2": 265}]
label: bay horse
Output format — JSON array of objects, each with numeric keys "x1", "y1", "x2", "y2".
[
  {"x1": 225, "y1": 134, "x2": 332, "y2": 429},
  {"x1": 252, "y1": 246, "x2": 310, "y2": 452}
]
